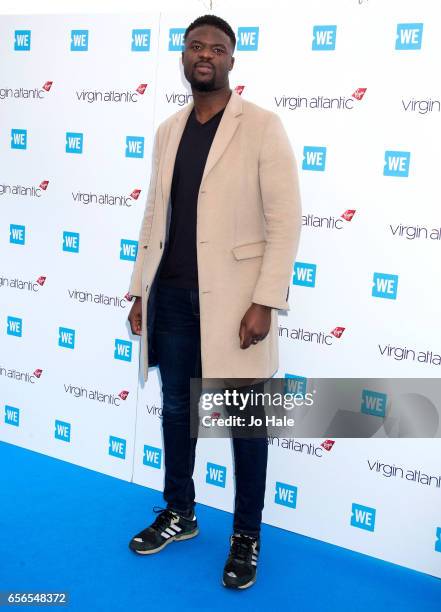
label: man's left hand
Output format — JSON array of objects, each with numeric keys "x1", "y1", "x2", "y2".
[{"x1": 239, "y1": 303, "x2": 272, "y2": 349}]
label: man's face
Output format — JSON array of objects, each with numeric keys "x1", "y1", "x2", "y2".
[{"x1": 182, "y1": 25, "x2": 235, "y2": 92}]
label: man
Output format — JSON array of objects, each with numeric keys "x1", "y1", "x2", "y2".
[{"x1": 127, "y1": 15, "x2": 301, "y2": 589}]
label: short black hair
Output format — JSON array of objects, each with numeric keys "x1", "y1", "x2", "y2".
[{"x1": 184, "y1": 15, "x2": 236, "y2": 52}]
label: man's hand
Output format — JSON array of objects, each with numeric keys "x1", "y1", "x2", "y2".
[
  {"x1": 128, "y1": 296, "x2": 142, "y2": 335},
  {"x1": 239, "y1": 303, "x2": 272, "y2": 349}
]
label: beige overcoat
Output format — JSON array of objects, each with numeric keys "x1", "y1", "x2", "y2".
[{"x1": 128, "y1": 90, "x2": 301, "y2": 382}]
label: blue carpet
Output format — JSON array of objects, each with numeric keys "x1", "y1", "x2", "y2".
[{"x1": 1, "y1": 441, "x2": 439, "y2": 612}]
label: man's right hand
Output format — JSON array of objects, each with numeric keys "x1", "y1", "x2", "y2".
[{"x1": 128, "y1": 296, "x2": 142, "y2": 335}]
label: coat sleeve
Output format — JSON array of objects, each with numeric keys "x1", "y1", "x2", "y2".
[
  {"x1": 251, "y1": 112, "x2": 302, "y2": 311},
  {"x1": 128, "y1": 127, "x2": 161, "y2": 297}
]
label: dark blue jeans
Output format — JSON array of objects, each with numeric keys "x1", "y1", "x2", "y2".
[{"x1": 153, "y1": 279, "x2": 268, "y2": 537}]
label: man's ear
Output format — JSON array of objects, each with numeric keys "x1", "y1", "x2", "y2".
[
  {"x1": 230, "y1": 55, "x2": 235, "y2": 70},
  {"x1": 181, "y1": 51, "x2": 184, "y2": 65}
]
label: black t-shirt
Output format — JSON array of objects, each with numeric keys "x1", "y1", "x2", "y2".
[{"x1": 158, "y1": 106, "x2": 225, "y2": 289}]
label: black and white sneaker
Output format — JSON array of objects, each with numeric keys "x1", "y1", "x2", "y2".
[
  {"x1": 129, "y1": 508, "x2": 199, "y2": 555},
  {"x1": 222, "y1": 533, "x2": 260, "y2": 589}
]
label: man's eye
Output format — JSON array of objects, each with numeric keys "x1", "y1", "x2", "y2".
[
  {"x1": 192, "y1": 44, "x2": 201, "y2": 50},
  {"x1": 214, "y1": 48, "x2": 224, "y2": 54}
]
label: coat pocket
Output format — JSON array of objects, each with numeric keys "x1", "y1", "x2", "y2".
[{"x1": 231, "y1": 240, "x2": 266, "y2": 260}]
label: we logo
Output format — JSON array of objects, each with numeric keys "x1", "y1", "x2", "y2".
[
  {"x1": 383, "y1": 151, "x2": 410, "y2": 177},
  {"x1": 302, "y1": 146, "x2": 327, "y2": 171},
  {"x1": 435, "y1": 527, "x2": 441, "y2": 553},
  {"x1": 168, "y1": 28, "x2": 185, "y2": 51},
  {"x1": 114, "y1": 339, "x2": 132, "y2": 362},
  {"x1": 395, "y1": 23, "x2": 423, "y2": 50},
  {"x1": 70, "y1": 30, "x2": 89, "y2": 51},
  {"x1": 312, "y1": 25, "x2": 337, "y2": 51},
  {"x1": 7, "y1": 316, "x2": 22, "y2": 337},
  {"x1": 65, "y1": 132, "x2": 83, "y2": 154},
  {"x1": 55, "y1": 419, "x2": 71, "y2": 442},
  {"x1": 237, "y1": 27, "x2": 259, "y2": 51},
  {"x1": 275, "y1": 482, "x2": 297, "y2": 509},
  {"x1": 10, "y1": 224, "x2": 25, "y2": 245},
  {"x1": 361, "y1": 390, "x2": 387, "y2": 417},
  {"x1": 125, "y1": 136, "x2": 144, "y2": 158},
  {"x1": 351, "y1": 503, "x2": 376, "y2": 532},
  {"x1": 11, "y1": 129, "x2": 27, "y2": 150},
  {"x1": 58, "y1": 327, "x2": 75, "y2": 349},
  {"x1": 109, "y1": 435, "x2": 126, "y2": 459},
  {"x1": 63, "y1": 231, "x2": 80, "y2": 253},
  {"x1": 120, "y1": 239, "x2": 138, "y2": 261},
  {"x1": 14, "y1": 30, "x2": 31, "y2": 51},
  {"x1": 372, "y1": 272, "x2": 398, "y2": 300},
  {"x1": 284, "y1": 374, "x2": 307, "y2": 397},
  {"x1": 206, "y1": 462, "x2": 227, "y2": 488},
  {"x1": 143, "y1": 445, "x2": 162, "y2": 469},
  {"x1": 132, "y1": 29, "x2": 151, "y2": 51},
  {"x1": 5, "y1": 405, "x2": 20, "y2": 427},
  {"x1": 293, "y1": 262, "x2": 317, "y2": 287}
]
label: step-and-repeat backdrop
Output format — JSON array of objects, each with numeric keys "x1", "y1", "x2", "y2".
[{"x1": 1, "y1": 1, "x2": 440, "y2": 579}]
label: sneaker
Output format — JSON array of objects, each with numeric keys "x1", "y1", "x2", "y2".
[
  {"x1": 222, "y1": 533, "x2": 260, "y2": 589},
  {"x1": 129, "y1": 507, "x2": 199, "y2": 555}
]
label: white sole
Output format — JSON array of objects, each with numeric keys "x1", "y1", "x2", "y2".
[{"x1": 132, "y1": 528, "x2": 199, "y2": 555}]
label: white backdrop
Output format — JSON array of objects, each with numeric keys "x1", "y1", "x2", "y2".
[{"x1": 1, "y1": 1, "x2": 441, "y2": 579}]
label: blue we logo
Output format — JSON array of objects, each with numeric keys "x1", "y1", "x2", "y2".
[
  {"x1": 143, "y1": 445, "x2": 162, "y2": 469},
  {"x1": 372, "y1": 272, "x2": 398, "y2": 300},
  {"x1": 66, "y1": 132, "x2": 83, "y2": 154},
  {"x1": 63, "y1": 231, "x2": 80, "y2": 253},
  {"x1": 120, "y1": 239, "x2": 138, "y2": 261},
  {"x1": 351, "y1": 503, "x2": 376, "y2": 531},
  {"x1": 109, "y1": 435, "x2": 126, "y2": 459},
  {"x1": 58, "y1": 327, "x2": 75, "y2": 349},
  {"x1": 14, "y1": 30, "x2": 31, "y2": 51},
  {"x1": 5, "y1": 405, "x2": 20, "y2": 427},
  {"x1": 114, "y1": 339, "x2": 132, "y2": 362},
  {"x1": 55, "y1": 420, "x2": 71, "y2": 442},
  {"x1": 10, "y1": 224, "x2": 25, "y2": 245},
  {"x1": 361, "y1": 390, "x2": 387, "y2": 417},
  {"x1": 312, "y1": 25, "x2": 337, "y2": 51},
  {"x1": 125, "y1": 136, "x2": 144, "y2": 158},
  {"x1": 237, "y1": 27, "x2": 259, "y2": 51},
  {"x1": 132, "y1": 29, "x2": 151, "y2": 51},
  {"x1": 395, "y1": 23, "x2": 423, "y2": 50},
  {"x1": 293, "y1": 262, "x2": 316, "y2": 287},
  {"x1": 275, "y1": 482, "x2": 297, "y2": 508},
  {"x1": 302, "y1": 146, "x2": 326, "y2": 171},
  {"x1": 206, "y1": 462, "x2": 226, "y2": 487},
  {"x1": 11, "y1": 129, "x2": 27, "y2": 150},
  {"x1": 168, "y1": 28, "x2": 185, "y2": 51},
  {"x1": 70, "y1": 30, "x2": 88, "y2": 51},
  {"x1": 284, "y1": 374, "x2": 307, "y2": 397},
  {"x1": 7, "y1": 316, "x2": 22, "y2": 337},
  {"x1": 383, "y1": 151, "x2": 410, "y2": 177},
  {"x1": 435, "y1": 527, "x2": 441, "y2": 553}
]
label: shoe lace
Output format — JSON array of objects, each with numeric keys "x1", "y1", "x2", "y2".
[
  {"x1": 230, "y1": 534, "x2": 257, "y2": 562},
  {"x1": 150, "y1": 507, "x2": 178, "y2": 532}
]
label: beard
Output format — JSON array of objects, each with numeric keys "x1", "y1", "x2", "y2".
[{"x1": 187, "y1": 66, "x2": 218, "y2": 92}]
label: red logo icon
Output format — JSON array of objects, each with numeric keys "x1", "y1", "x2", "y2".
[
  {"x1": 33, "y1": 369, "x2": 43, "y2": 378},
  {"x1": 119, "y1": 390, "x2": 129, "y2": 400},
  {"x1": 39, "y1": 180, "x2": 49, "y2": 190},
  {"x1": 341, "y1": 209, "x2": 356, "y2": 222},
  {"x1": 331, "y1": 327, "x2": 345, "y2": 338},
  {"x1": 352, "y1": 88, "x2": 367, "y2": 101},
  {"x1": 136, "y1": 84, "x2": 148, "y2": 95},
  {"x1": 36, "y1": 276, "x2": 46, "y2": 286},
  {"x1": 234, "y1": 85, "x2": 245, "y2": 95},
  {"x1": 321, "y1": 439, "x2": 335, "y2": 451},
  {"x1": 130, "y1": 189, "x2": 141, "y2": 200},
  {"x1": 210, "y1": 412, "x2": 221, "y2": 420},
  {"x1": 124, "y1": 292, "x2": 134, "y2": 301},
  {"x1": 42, "y1": 81, "x2": 53, "y2": 92}
]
